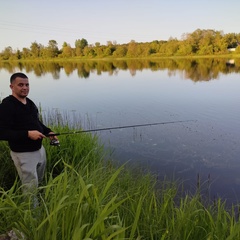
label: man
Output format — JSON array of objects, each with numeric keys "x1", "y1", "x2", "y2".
[{"x1": 0, "y1": 72, "x2": 57, "y2": 195}]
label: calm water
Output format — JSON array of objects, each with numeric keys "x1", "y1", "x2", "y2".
[{"x1": 1, "y1": 60, "x2": 240, "y2": 205}]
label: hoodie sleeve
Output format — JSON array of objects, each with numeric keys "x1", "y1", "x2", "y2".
[
  {"x1": 39, "y1": 120, "x2": 52, "y2": 135},
  {"x1": 0, "y1": 102, "x2": 28, "y2": 141},
  {"x1": 31, "y1": 100, "x2": 52, "y2": 135}
]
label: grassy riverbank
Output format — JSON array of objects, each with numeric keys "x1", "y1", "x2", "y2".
[{"x1": 1, "y1": 125, "x2": 240, "y2": 239}]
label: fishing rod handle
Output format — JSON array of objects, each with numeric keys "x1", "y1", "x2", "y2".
[{"x1": 46, "y1": 133, "x2": 60, "y2": 137}]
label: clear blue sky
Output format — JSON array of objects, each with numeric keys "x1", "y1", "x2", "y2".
[{"x1": 0, "y1": 0, "x2": 239, "y2": 51}]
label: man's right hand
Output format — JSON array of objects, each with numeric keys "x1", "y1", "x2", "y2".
[{"x1": 28, "y1": 130, "x2": 45, "y2": 140}]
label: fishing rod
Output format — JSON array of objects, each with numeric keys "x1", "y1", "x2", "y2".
[{"x1": 47, "y1": 119, "x2": 196, "y2": 137}]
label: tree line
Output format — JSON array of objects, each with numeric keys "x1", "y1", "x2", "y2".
[{"x1": 1, "y1": 29, "x2": 240, "y2": 61}]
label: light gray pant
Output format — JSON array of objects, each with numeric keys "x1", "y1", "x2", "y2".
[{"x1": 10, "y1": 146, "x2": 46, "y2": 194}]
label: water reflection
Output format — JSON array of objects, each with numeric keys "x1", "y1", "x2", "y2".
[
  {"x1": 1, "y1": 58, "x2": 240, "y2": 82},
  {"x1": 0, "y1": 59, "x2": 240, "y2": 206}
]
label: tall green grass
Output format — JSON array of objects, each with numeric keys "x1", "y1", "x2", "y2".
[{"x1": 1, "y1": 122, "x2": 240, "y2": 239}]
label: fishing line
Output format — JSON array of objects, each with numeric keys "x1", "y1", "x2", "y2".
[{"x1": 47, "y1": 119, "x2": 196, "y2": 137}]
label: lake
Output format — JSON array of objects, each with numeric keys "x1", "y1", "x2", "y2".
[{"x1": 0, "y1": 59, "x2": 240, "y2": 205}]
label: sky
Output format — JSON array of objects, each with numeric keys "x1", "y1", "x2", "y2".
[{"x1": 0, "y1": 0, "x2": 240, "y2": 52}]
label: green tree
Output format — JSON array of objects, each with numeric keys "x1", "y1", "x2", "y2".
[
  {"x1": 177, "y1": 41, "x2": 193, "y2": 56},
  {"x1": 21, "y1": 47, "x2": 31, "y2": 59},
  {"x1": 83, "y1": 46, "x2": 96, "y2": 57},
  {"x1": 149, "y1": 41, "x2": 160, "y2": 54},
  {"x1": 49, "y1": 40, "x2": 59, "y2": 57},
  {"x1": 95, "y1": 42, "x2": 100, "y2": 47},
  {"x1": 103, "y1": 47, "x2": 112, "y2": 57},
  {"x1": 213, "y1": 31, "x2": 228, "y2": 54},
  {"x1": 75, "y1": 47, "x2": 82, "y2": 57},
  {"x1": 197, "y1": 30, "x2": 214, "y2": 55},
  {"x1": 127, "y1": 40, "x2": 137, "y2": 57},
  {"x1": 15, "y1": 49, "x2": 22, "y2": 60},
  {"x1": 1, "y1": 46, "x2": 13, "y2": 60},
  {"x1": 61, "y1": 43, "x2": 73, "y2": 58},
  {"x1": 112, "y1": 45, "x2": 127, "y2": 57},
  {"x1": 185, "y1": 29, "x2": 203, "y2": 53},
  {"x1": 224, "y1": 33, "x2": 239, "y2": 48},
  {"x1": 30, "y1": 41, "x2": 41, "y2": 58},
  {"x1": 105, "y1": 41, "x2": 116, "y2": 56},
  {"x1": 160, "y1": 38, "x2": 179, "y2": 56},
  {"x1": 75, "y1": 38, "x2": 88, "y2": 49},
  {"x1": 94, "y1": 46, "x2": 106, "y2": 57}
]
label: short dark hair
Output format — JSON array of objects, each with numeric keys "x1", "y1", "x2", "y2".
[{"x1": 10, "y1": 72, "x2": 28, "y2": 83}]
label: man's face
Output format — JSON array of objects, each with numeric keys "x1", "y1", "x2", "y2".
[{"x1": 10, "y1": 77, "x2": 29, "y2": 98}]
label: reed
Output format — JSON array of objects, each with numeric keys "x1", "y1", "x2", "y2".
[{"x1": 1, "y1": 122, "x2": 240, "y2": 239}]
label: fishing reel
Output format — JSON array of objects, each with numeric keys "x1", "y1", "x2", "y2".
[{"x1": 50, "y1": 139, "x2": 60, "y2": 147}]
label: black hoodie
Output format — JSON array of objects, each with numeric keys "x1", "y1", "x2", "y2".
[{"x1": 0, "y1": 95, "x2": 52, "y2": 152}]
